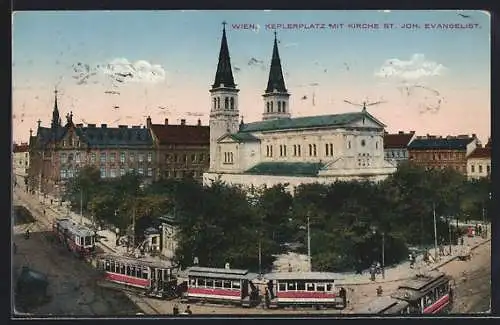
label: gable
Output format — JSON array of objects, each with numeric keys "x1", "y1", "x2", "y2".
[{"x1": 349, "y1": 115, "x2": 385, "y2": 128}]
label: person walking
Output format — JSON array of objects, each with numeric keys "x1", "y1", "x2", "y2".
[
  {"x1": 172, "y1": 304, "x2": 179, "y2": 315},
  {"x1": 184, "y1": 305, "x2": 192, "y2": 315}
]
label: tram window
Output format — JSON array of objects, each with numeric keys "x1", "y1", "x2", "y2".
[
  {"x1": 84, "y1": 236, "x2": 92, "y2": 246},
  {"x1": 287, "y1": 282, "x2": 296, "y2": 291},
  {"x1": 131, "y1": 266, "x2": 136, "y2": 277},
  {"x1": 206, "y1": 279, "x2": 214, "y2": 288},
  {"x1": 232, "y1": 281, "x2": 241, "y2": 290},
  {"x1": 424, "y1": 293, "x2": 434, "y2": 307},
  {"x1": 126, "y1": 266, "x2": 131, "y2": 276},
  {"x1": 214, "y1": 280, "x2": 223, "y2": 288},
  {"x1": 326, "y1": 284, "x2": 333, "y2": 291},
  {"x1": 278, "y1": 283, "x2": 286, "y2": 291},
  {"x1": 120, "y1": 265, "x2": 126, "y2": 275},
  {"x1": 296, "y1": 282, "x2": 306, "y2": 291},
  {"x1": 316, "y1": 284, "x2": 326, "y2": 292},
  {"x1": 137, "y1": 268, "x2": 142, "y2": 279},
  {"x1": 190, "y1": 279, "x2": 196, "y2": 286},
  {"x1": 105, "y1": 261, "x2": 110, "y2": 272},
  {"x1": 306, "y1": 283, "x2": 315, "y2": 291},
  {"x1": 142, "y1": 268, "x2": 149, "y2": 279},
  {"x1": 409, "y1": 303, "x2": 420, "y2": 313},
  {"x1": 198, "y1": 279, "x2": 206, "y2": 287},
  {"x1": 223, "y1": 280, "x2": 232, "y2": 289},
  {"x1": 108, "y1": 261, "x2": 114, "y2": 272}
]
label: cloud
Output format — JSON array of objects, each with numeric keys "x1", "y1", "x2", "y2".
[
  {"x1": 99, "y1": 58, "x2": 166, "y2": 84},
  {"x1": 374, "y1": 54, "x2": 446, "y2": 80},
  {"x1": 284, "y1": 43, "x2": 298, "y2": 48}
]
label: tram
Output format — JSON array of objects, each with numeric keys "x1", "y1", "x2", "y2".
[
  {"x1": 52, "y1": 218, "x2": 96, "y2": 258},
  {"x1": 96, "y1": 254, "x2": 180, "y2": 299},
  {"x1": 263, "y1": 272, "x2": 347, "y2": 309},
  {"x1": 182, "y1": 266, "x2": 260, "y2": 307},
  {"x1": 389, "y1": 271, "x2": 454, "y2": 314},
  {"x1": 352, "y1": 296, "x2": 410, "y2": 314}
]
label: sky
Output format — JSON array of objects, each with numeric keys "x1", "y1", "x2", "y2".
[{"x1": 12, "y1": 10, "x2": 491, "y2": 144}]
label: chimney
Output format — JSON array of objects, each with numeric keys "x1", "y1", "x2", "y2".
[
  {"x1": 410, "y1": 131, "x2": 415, "y2": 134},
  {"x1": 75, "y1": 123, "x2": 83, "y2": 128},
  {"x1": 132, "y1": 126, "x2": 140, "y2": 129},
  {"x1": 164, "y1": 118, "x2": 169, "y2": 125},
  {"x1": 88, "y1": 124, "x2": 96, "y2": 128},
  {"x1": 29, "y1": 128, "x2": 33, "y2": 137},
  {"x1": 197, "y1": 119, "x2": 201, "y2": 126},
  {"x1": 118, "y1": 125, "x2": 128, "y2": 128},
  {"x1": 146, "y1": 116, "x2": 152, "y2": 128},
  {"x1": 101, "y1": 124, "x2": 107, "y2": 128},
  {"x1": 472, "y1": 133, "x2": 476, "y2": 138},
  {"x1": 398, "y1": 131, "x2": 404, "y2": 135},
  {"x1": 384, "y1": 131, "x2": 388, "y2": 135},
  {"x1": 180, "y1": 119, "x2": 186, "y2": 125}
]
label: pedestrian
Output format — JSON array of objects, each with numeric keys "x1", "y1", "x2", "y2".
[
  {"x1": 460, "y1": 236, "x2": 464, "y2": 246},
  {"x1": 184, "y1": 305, "x2": 192, "y2": 315},
  {"x1": 172, "y1": 304, "x2": 179, "y2": 315},
  {"x1": 50, "y1": 199, "x2": 53, "y2": 205},
  {"x1": 25, "y1": 229, "x2": 30, "y2": 239},
  {"x1": 376, "y1": 285, "x2": 383, "y2": 297},
  {"x1": 288, "y1": 263, "x2": 292, "y2": 272},
  {"x1": 370, "y1": 266, "x2": 376, "y2": 281},
  {"x1": 43, "y1": 209, "x2": 46, "y2": 216}
]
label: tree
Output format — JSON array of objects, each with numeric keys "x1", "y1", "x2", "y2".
[{"x1": 65, "y1": 166, "x2": 101, "y2": 215}]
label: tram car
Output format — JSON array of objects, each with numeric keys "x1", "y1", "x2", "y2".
[
  {"x1": 389, "y1": 271, "x2": 454, "y2": 314},
  {"x1": 263, "y1": 272, "x2": 347, "y2": 309},
  {"x1": 352, "y1": 296, "x2": 410, "y2": 315},
  {"x1": 182, "y1": 266, "x2": 260, "y2": 307},
  {"x1": 96, "y1": 254, "x2": 180, "y2": 299},
  {"x1": 52, "y1": 218, "x2": 96, "y2": 258}
]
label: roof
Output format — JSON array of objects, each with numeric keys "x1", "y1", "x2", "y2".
[
  {"x1": 468, "y1": 147, "x2": 491, "y2": 159},
  {"x1": 185, "y1": 267, "x2": 257, "y2": 280},
  {"x1": 98, "y1": 254, "x2": 176, "y2": 269},
  {"x1": 55, "y1": 218, "x2": 95, "y2": 237},
  {"x1": 391, "y1": 272, "x2": 450, "y2": 302},
  {"x1": 220, "y1": 132, "x2": 260, "y2": 143},
  {"x1": 212, "y1": 24, "x2": 236, "y2": 89},
  {"x1": 245, "y1": 162, "x2": 325, "y2": 177},
  {"x1": 150, "y1": 124, "x2": 209, "y2": 145},
  {"x1": 384, "y1": 132, "x2": 415, "y2": 149},
  {"x1": 36, "y1": 126, "x2": 67, "y2": 146},
  {"x1": 408, "y1": 137, "x2": 475, "y2": 150},
  {"x1": 13, "y1": 143, "x2": 29, "y2": 153},
  {"x1": 264, "y1": 272, "x2": 344, "y2": 281},
  {"x1": 78, "y1": 126, "x2": 153, "y2": 148},
  {"x1": 239, "y1": 111, "x2": 384, "y2": 133},
  {"x1": 265, "y1": 33, "x2": 287, "y2": 94}
]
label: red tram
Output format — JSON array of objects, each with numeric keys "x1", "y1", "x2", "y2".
[
  {"x1": 263, "y1": 272, "x2": 347, "y2": 309},
  {"x1": 389, "y1": 271, "x2": 454, "y2": 314},
  {"x1": 96, "y1": 254, "x2": 180, "y2": 299},
  {"x1": 52, "y1": 218, "x2": 96, "y2": 258},
  {"x1": 182, "y1": 267, "x2": 260, "y2": 307}
]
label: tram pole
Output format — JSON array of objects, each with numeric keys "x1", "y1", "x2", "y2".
[
  {"x1": 307, "y1": 216, "x2": 311, "y2": 272},
  {"x1": 80, "y1": 189, "x2": 83, "y2": 225},
  {"x1": 381, "y1": 232, "x2": 385, "y2": 279},
  {"x1": 433, "y1": 203, "x2": 438, "y2": 262}
]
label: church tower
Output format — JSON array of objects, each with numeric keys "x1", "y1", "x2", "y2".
[
  {"x1": 51, "y1": 89, "x2": 62, "y2": 130},
  {"x1": 262, "y1": 32, "x2": 290, "y2": 121},
  {"x1": 209, "y1": 22, "x2": 240, "y2": 171}
]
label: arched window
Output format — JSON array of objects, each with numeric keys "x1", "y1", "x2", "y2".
[
  {"x1": 309, "y1": 144, "x2": 313, "y2": 156},
  {"x1": 230, "y1": 97, "x2": 235, "y2": 110},
  {"x1": 270, "y1": 101, "x2": 274, "y2": 112},
  {"x1": 282, "y1": 101, "x2": 286, "y2": 112},
  {"x1": 213, "y1": 98, "x2": 217, "y2": 110},
  {"x1": 217, "y1": 97, "x2": 220, "y2": 109},
  {"x1": 267, "y1": 102, "x2": 270, "y2": 113},
  {"x1": 278, "y1": 101, "x2": 282, "y2": 112},
  {"x1": 225, "y1": 97, "x2": 229, "y2": 109}
]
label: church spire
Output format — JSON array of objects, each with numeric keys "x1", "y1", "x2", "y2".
[
  {"x1": 212, "y1": 21, "x2": 236, "y2": 89},
  {"x1": 265, "y1": 31, "x2": 287, "y2": 94},
  {"x1": 51, "y1": 89, "x2": 61, "y2": 129}
]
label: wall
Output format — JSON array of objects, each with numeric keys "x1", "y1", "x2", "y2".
[{"x1": 467, "y1": 157, "x2": 491, "y2": 179}]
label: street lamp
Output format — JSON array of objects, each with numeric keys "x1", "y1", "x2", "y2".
[
  {"x1": 371, "y1": 226, "x2": 385, "y2": 279},
  {"x1": 307, "y1": 215, "x2": 311, "y2": 272}
]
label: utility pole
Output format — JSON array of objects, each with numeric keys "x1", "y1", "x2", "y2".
[
  {"x1": 307, "y1": 216, "x2": 311, "y2": 272},
  {"x1": 381, "y1": 232, "x2": 385, "y2": 279},
  {"x1": 433, "y1": 203, "x2": 438, "y2": 261},
  {"x1": 258, "y1": 239, "x2": 262, "y2": 277},
  {"x1": 80, "y1": 189, "x2": 83, "y2": 225},
  {"x1": 448, "y1": 216, "x2": 452, "y2": 255}
]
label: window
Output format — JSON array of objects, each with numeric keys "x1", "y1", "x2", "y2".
[
  {"x1": 329, "y1": 144, "x2": 333, "y2": 156},
  {"x1": 376, "y1": 141, "x2": 379, "y2": 150},
  {"x1": 109, "y1": 152, "x2": 116, "y2": 162},
  {"x1": 316, "y1": 284, "x2": 325, "y2": 292},
  {"x1": 215, "y1": 280, "x2": 223, "y2": 288},
  {"x1": 223, "y1": 280, "x2": 232, "y2": 289},
  {"x1": 120, "y1": 152, "x2": 126, "y2": 163},
  {"x1": 283, "y1": 145, "x2": 287, "y2": 156},
  {"x1": 309, "y1": 144, "x2": 313, "y2": 156},
  {"x1": 326, "y1": 284, "x2": 333, "y2": 292},
  {"x1": 347, "y1": 141, "x2": 351, "y2": 149},
  {"x1": 75, "y1": 152, "x2": 81, "y2": 163},
  {"x1": 60, "y1": 153, "x2": 67, "y2": 163},
  {"x1": 200, "y1": 154, "x2": 205, "y2": 162},
  {"x1": 267, "y1": 102, "x2": 270, "y2": 113},
  {"x1": 287, "y1": 282, "x2": 296, "y2": 291},
  {"x1": 147, "y1": 168, "x2": 153, "y2": 176},
  {"x1": 224, "y1": 97, "x2": 229, "y2": 109},
  {"x1": 217, "y1": 97, "x2": 220, "y2": 109},
  {"x1": 130, "y1": 153, "x2": 135, "y2": 162},
  {"x1": 278, "y1": 101, "x2": 282, "y2": 112},
  {"x1": 120, "y1": 168, "x2": 126, "y2": 176},
  {"x1": 278, "y1": 283, "x2": 286, "y2": 291},
  {"x1": 296, "y1": 282, "x2": 306, "y2": 291},
  {"x1": 60, "y1": 169, "x2": 67, "y2": 179},
  {"x1": 100, "y1": 152, "x2": 106, "y2": 163},
  {"x1": 471, "y1": 165, "x2": 475, "y2": 173},
  {"x1": 232, "y1": 281, "x2": 241, "y2": 289},
  {"x1": 191, "y1": 154, "x2": 196, "y2": 163},
  {"x1": 62, "y1": 140, "x2": 66, "y2": 147},
  {"x1": 361, "y1": 139, "x2": 366, "y2": 147},
  {"x1": 206, "y1": 279, "x2": 214, "y2": 288},
  {"x1": 313, "y1": 144, "x2": 317, "y2": 156},
  {"x1": 197, "y1": 278, "x2": 206, "y2": 287},
  {"x1": 100, "y1": 167, "x2": 106, "y2": 178},
  {"x1": 282, "y1": 102, "x2": 286, "y2": 112},
  {"x1": 306, "y1": 283, "x2": 315, "y2": 291},
  {"x1": 487, "y1": 165, "x2": 490, "y2": 173},
  {"x1": 479, "y1": 165, "x2": 483, "y2": 173},
  {"x1": 297, "y1": 145, "x2": 301, "y2": 156},
  {"x1": 293, "y1": 145, "x2": 297, "y2": 156},
  {"x1": 266, "y1": 145, "x2": 274, "y2": 157},
  {"x1": 230, "y1": 97, "x2": 235, "y2": 110},
  {"x1": 110, "y1": 169, "x2": 116, "y2": 178},
  {"x1": 138, "y1": 168, "x2": 144, "y2": 175},
  {"x1": 147, "y1": 152, "x2": 152, "y2": 162},
  {"x1": 325, "y1": 143, "x2": 329, "y2": 156},
  {"x1": 138, "y1": 154, "x2": 144, "y2": 162}
]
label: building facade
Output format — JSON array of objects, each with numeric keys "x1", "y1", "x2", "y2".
[
  {"x1": 467, "y1": 138, "x2": 491, "y2": 180},
  {"x1": 29, "y1": 91, "x2": 156, "y2": 198},
  {"x1": 203, "y1": 25, "x2": 396, "y2": 191},
  {"x1": 13, "y1": 142, "x2": 30, "y2": 187},
  {"x1": 148, "y1": 117, "x2": 210, "y2": 181},
  {"x1": 383, "y1": 131, "x2": 415, "y2": 165},
  {"x1": 407, "y1": 135, "x2": 479, "y2": 175}
]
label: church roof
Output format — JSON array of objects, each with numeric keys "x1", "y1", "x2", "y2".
[
  {"x1": 265, "y1": 33, "x2": 287, "y2": 94},
  {"x1": 212, "y1": 23, "x2": 236, "y2": 89},
  {"x1": 245, "y1": 162, "x2": 325, "y2": 177},
  {"x1": 239, "y1": 111, "x2": 384, "y2": 133}
]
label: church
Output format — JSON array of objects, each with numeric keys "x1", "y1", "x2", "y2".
[{"x1": 203, "y1": 24, "x2": 397, "y2": 191}]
